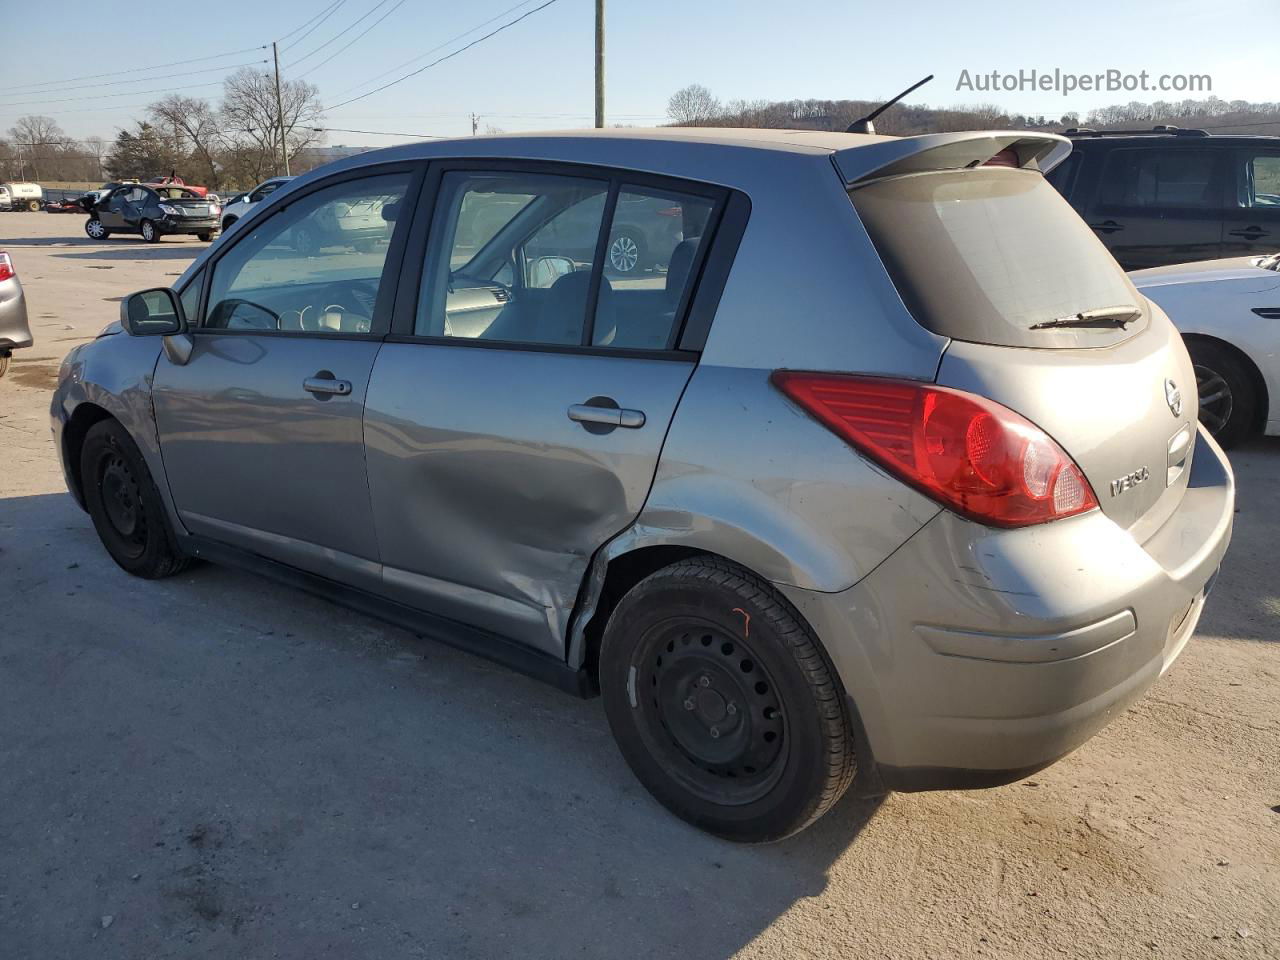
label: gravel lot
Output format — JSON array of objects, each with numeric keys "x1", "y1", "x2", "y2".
[{"x1": 1, "y1": 212, "x2": 1277, "y2": 959}]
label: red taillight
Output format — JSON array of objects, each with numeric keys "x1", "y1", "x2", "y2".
[
  {"x1": 771, "y1": 372, "x2": 1098, "y2": 528},
  {"x1": 656, "y1": 206, "x2": 682, "y2": 217},
  {"x1": 0, "y1": 252, "x2": 13, "y2": 283}
]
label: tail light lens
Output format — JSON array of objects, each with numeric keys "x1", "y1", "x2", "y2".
[
  {"x1": 0, "y1": 252, "x2": 13, "y2": 283},
  {"x1": 772, "y1": 372, "x2": 1098, "y2": 528}
]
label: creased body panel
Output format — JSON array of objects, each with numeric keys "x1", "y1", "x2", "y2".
[{"x1": 363, "y1": 343, "x2": 694, "y2": 656}]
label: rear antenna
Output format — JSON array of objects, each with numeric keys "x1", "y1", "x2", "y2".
[{"x1": 846, "y1": 74, "x2": 934, "y2": 134}]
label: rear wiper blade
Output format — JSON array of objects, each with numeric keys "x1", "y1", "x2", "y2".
[{"x1": 1030, "y1": 305, "x2": 1141, "y2": 330}]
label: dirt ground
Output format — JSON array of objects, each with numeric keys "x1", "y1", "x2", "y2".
[{"x1": 1, "y1": 212, "x2": 1277, "y2": 959}]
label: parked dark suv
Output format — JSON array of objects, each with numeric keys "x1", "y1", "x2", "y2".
[{"x1": 1048, "y1": 126, "x2": 1280, "y2": 269}]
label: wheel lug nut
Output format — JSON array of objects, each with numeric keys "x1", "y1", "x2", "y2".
[
  {"x1": 698, "y1": 675, "x2": 711, "y2": 688},
  {"x1": 726, "y1": 702, "x2": 737, "y2": 716},
  {"x1": 710, "y1": 726, "x2": 720, "y2": 739},
  {"x1": 683, "y1": 698, "x2": 695, "y2": 711}
]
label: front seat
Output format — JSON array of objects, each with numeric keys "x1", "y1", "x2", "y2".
[{"x1": 494, "y1": 270, "x2": 614, "y2": 345}]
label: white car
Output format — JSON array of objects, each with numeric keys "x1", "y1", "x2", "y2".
[
  {"x1": 1132, "y1": 253, "x2": 1280, "y2": 447},
  {"x1": 219, "y1": 176, "x2": 295, "y2": 233}
]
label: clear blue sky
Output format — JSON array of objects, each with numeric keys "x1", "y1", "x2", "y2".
[{"x1": 1, "y1": 0, "x2": 1274, "y2": 146}]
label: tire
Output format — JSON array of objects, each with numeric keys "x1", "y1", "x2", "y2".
[
  {"x1": 85, "y1": 218, "x2": 109, "y2": 240},
  {"x1": 600, "y1": 556, "x2": 856, "y2": 842},
  {"x1": 0, "y1": 354, "x2": 8, "y2": 378},
  {"x1": 607, "y1": 229, "x2": 646, "y2": 274},
  {"x1": 80, "y1": 419, "x2": 189, "y2": 579},
  {"x1": 221, "y1": 216, "x2": 238, "y2": 233},
  {"x1": 140, "y1": 219, "x2": 160, "y2": 243},
  {"x1": 1186, "y1": 339, "x2": 1259, "y2": 449},
  {"x1": 28, "y1": 199, "x2": 40, "y2": 212},
  {"x1": 197, "y1": 232, "x2": 214, "y2": 243}
]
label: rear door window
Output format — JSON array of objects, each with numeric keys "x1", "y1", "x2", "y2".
[
  {"x1": 850, "y1": 168, "x2": 1143, "y2": 349},
  {"x1": 1098, "y1": 149, "x2": 1219, "y2": 209}
]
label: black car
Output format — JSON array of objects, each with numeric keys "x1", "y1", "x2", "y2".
[
  {"x1": 83, "y1": 184, "x2": 221, "y2": 243},
  {"x1": 1048, "y1": 126, "x2": 1280, "y2": 269}
]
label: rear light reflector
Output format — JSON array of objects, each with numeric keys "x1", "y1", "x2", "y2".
[
  {"x1": 771, "y1": 372, "x2": 1099, "y2": 528},
  {"x1": 0, "y1": 252, "x2": 13, "y2": 283}
]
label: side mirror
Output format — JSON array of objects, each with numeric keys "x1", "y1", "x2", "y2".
[
  {"x1": 121, "y1": 287, "x2": 186, "y2": 336},
  {"x1": 527, "y1": 255, "x2": 576, "y2": 289},
  {"x1": 381, "y1": 200, "x2": 401, "y2": 222}
]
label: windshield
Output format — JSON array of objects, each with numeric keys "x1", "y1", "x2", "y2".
[{"x1": 850, "y1": 168, "x2": 1144, "y2": 349}]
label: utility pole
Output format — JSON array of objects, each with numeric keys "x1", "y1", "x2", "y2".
[
  {"x1": 272, "y1": 41, "x2": 291, "y2": 176},
  {"x1": 470, "y1": 113, "x2": 480, "y2": 136},
  {"x1": 594, "y1": 0, "x2": 604, "y2": 128}
]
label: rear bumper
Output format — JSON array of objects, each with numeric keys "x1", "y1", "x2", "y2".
[
  {"x1": 781, "y1": 426, "x2": 1234, "y2": 789},
  {"x1": 0, "y1": 278, "x2": 32, "y2": 352}
]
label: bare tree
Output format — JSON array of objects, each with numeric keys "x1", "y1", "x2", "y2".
[
  {"x1": 667, "y1": 84, "x2": 722, "y2": 126},
  {"x1": 220, "y1": 67, "x2": 324, "y2": 182},
  {"x1": 148, "y1": 96, "x2": 225, "y2": 189},
  {"x1": 6, "y1": 115, "x2": 66, "y2": 180}
]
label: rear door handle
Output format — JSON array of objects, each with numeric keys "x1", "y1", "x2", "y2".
[
  {"x1": 303, "y1": 375, "x2": 352, "y2": 397},
  {"x1": 1228, "y1": 226, "x2": 1267, "y2": 238},
  {"x1": 1089, "y1": 220, "x2": 1125, "y2": 234},
  {"x1": 568, "y1": 403, "x2": 646, "y2": 429}
]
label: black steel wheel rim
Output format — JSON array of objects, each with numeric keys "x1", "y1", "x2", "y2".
[
  {"x1": 1194, "y1": 364, "x2": 1233, "y2": 435},
  {"x1": 99, "y1": 451, "x2": 146, "y2": 556},
  {"x1": 632, "y1": 618, "x2": 788, "y2": 805}
]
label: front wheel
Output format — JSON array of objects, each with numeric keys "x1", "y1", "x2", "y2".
[
  {"x1": 80, "y1": 420, "x2": 189, "y2": 579},
  {"x1": 197, "y1": 232, "x2": 215, "y2": 243},
  {"x1": 600, "y1": 557, "x2": 856, "y2": 842},
  {"x1": 140, "y1": 219, "x2": 160, "y2": 243},
  {"x1": 1186, "y1": 340, "x2": 1258, "y2": 448},
  {"x1": 0, "y1": 354, "x2": 8, "y2": 378},
  {"x1": 85, "y1": 218, "x2": 109, "y2": 240},
  {"x1": 27, "y1": 199, "x2": 40, "y2": 212}
]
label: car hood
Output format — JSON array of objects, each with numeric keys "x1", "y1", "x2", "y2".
[{"x1": 1130, "y1": 256, "x2": 1279, "y2": 289}]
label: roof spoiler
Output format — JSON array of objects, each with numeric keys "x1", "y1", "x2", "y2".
[{"x1": 835, "y1": 131, "x2": 1072, "y2": 186}]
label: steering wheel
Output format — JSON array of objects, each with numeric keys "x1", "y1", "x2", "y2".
[{"x1": 313, "y1": 280, "x2": 377, "y2": 333}]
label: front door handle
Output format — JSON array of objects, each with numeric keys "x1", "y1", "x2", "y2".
[
  {"x1": 568, "y1": 402, "x2": 646, "y2": 429},
  {"x1": 1089, "y1": 219, "x2": 1125, "y2": 234},
  {"x1": 303, "y1": 373, "x2": 352, "y2": 397},
  {"x1": 1228, "y1": 226, "x2": 1267, "y2": 238}
]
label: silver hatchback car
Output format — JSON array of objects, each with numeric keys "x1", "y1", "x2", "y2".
[{"x1": 52, "y1": 129, "x2": 1234, "y2": 841}]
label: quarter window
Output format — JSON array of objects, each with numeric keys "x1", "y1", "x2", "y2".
[
  {"x1": 1240, "y1": 154, "x2": 1280, "y2": 207},
  {"x1": 592, "y1": 186, "x2": 715, "y2": 349},
  {"x1": 204, "y1": 172, "x2": 410, "y2": 335}
]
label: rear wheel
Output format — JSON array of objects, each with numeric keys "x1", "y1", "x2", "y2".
[
  {"x1": 600, "y1": 557, "x2": 856, "y2": 842},
  {"x1": 221, "y1": 216, "x2": 238, "y2": 233},
  {"x1": 140, "y1": 219, "x2": 160, "y2": 243},
  {"x1": 197, "y1": 232, "x2": 214, "y2": 243},
  {"x1": 293, "y1": 224, "x2": 320, "y2": 256},
  {"x1": 607, "y1": 229, "x2": 646, "y2": 274},
  {"x1": 27, "y1": 199, "x2": 40, "y2": 212},
  {"x1": 80, "y1": 419, "x2": 189, "y2": 579},
  {"x1": 0, "y1": 354, "x2": 8, "y2": 378},
  {"x1": 85, "y1": 218, "x2": 109, "y2": 240},
  {"x1": 1186, "y1": 339, "x2": 1259, "y2": 448}
]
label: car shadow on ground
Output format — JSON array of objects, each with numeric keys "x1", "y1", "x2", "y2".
[
  {"x1": 52, "y1": 246, "x2": 207, "y2": 262},
  {"x1": 0, "y1": 490, "x2": 885, "y2": 959}
]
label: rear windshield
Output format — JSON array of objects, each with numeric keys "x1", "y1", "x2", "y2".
[{"x1": 850, "y1": 168, "x2": 1143, "y2": 348}]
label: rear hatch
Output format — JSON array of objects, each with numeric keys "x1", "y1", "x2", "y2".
[{"x1": 847, "y1": 150, "x2": 1198, "y2": 537}]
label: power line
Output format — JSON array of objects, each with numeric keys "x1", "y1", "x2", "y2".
[
  {"x1": 7, "y1": 61, "x2": 270, "y2": 97},
  {"x1": 7, "y1": 47, "x2": 268, "y2": 92},
  {"x1": 297, "y1": 0, "x2": 411, "y2": 79},
  {"x1": 285, "y1": 0, "x2": 392, "y2": 68},
  {"x1": 314, "y1": 125, "x2": 448, "y2": 139},
  {"x1": 330, "y1": 0, "x2": 542, "y2": 99},
  {"x1": 7, "y1": 77, "x2": 258, "y2": 110},
  {"x1": 280, "y1": 0, "x2": 349, "y2": 51},
  {"x1": 324, "y1": 0, "x2": 564, "y2": 113},
  {"x1": 276, "y1": 0, "x2": 344, "y2": 43}
]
